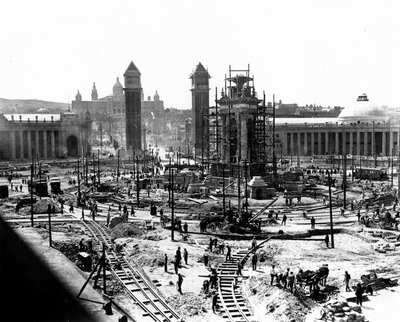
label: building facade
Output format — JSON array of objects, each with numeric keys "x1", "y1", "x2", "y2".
[{"x1": 0, "y1": 111, "x2": 86, "y2": 161}]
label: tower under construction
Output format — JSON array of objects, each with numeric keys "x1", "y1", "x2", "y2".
[{"x1": 206, "y1": 65, "x2": 276, "y2": 177}]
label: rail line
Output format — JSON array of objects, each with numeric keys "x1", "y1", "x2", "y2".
[
  {"x1": 216, "y1": 237, "x2": 275, "y2": 322},
  {"x1": 82, "y1": 220, "x2": 181, "y2": 322}
]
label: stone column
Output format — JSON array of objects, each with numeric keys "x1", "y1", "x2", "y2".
[
  {"x1": 10, "y1": 131, "x2": 16, "y2": 160},
  {"x1": 364, "y1": 132, "x2": 368, "y2": 156},
  {"x1": 349, "y1": 132, "x2": 353, "y2": 155},
  {"x1": 356, "y1": 131, "x2": 361, "y2": 155},
  {"x1": 325, "y1": 132, "x2": 329, "y2": 154},
  {"x1": 317, "y1": 132, "x2": 321, "y2": 155},
  {"x1": 27, "y1": 131, "x2": 32, "y2": 159},
  {"x1": 389, "y1": 130, "x2": 394, "y2": 155},
  {"x1": 51, "y1": 131, "x2": 55, "y2": 158},
  {"x1": 382, "y1": 131, "x2": 386, "y2": 156},
  {"x1": 290, "y1": 132, "x2": 294, "y2": 156},
  {"x1": 297, "y1": 132, "x2": 301, "y2": 156},
  {"x1": 282, "y1": 131, "x2": 288, "y2": 155},
  {"x1": 335, "y1": 131, "x2": 339, "y2": 155},
  {"x1": 304, "y1": 132, "x2": 308, "y2": 155},
  {"x1": 35, "y1": 130, "x2": 39, "y2": 158},
  {"x1": 43, "y1": 131, "x2": 48, "y2": 158},
  {"x1": 19, "y1": 131, "x2": 23, "y2": 159},
  {"x1": 310, "y1": 132, "x2": 315, "y2": 155}
]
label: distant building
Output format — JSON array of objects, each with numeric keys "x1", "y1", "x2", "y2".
[{"x1": 0, "y1": 109, "x2": 89, "y2": 160}]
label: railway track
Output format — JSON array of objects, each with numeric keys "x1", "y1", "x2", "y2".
[
  {"x1": 216, "y1": 237, "x2": 275, "y2": 322},
  {"x1": 82, "y1": 220, "x2": 181, "y2": 322}
]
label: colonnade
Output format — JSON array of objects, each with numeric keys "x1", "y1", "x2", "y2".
[
  {"x1": 282, "y1": 128, "x2": 399, "y2": 157},
  {"x1": 10, "y1": 130, "x2": 59, "y2": 160}
]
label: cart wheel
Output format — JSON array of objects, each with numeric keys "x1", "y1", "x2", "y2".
[{"x1": 210, "y1": 224, "x2": 216, "y2": 232}]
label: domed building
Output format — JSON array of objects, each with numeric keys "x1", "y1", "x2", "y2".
[
  {"x1": 337, "y1": 94, "x2": 388, "y2": 124},
  {"x1": 275, "y1": 93, "x2": 400, "y2": 158}
]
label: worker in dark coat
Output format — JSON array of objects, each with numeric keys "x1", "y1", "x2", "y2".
[
  {"x1": 177, "y1": 273, "x2": 183, "y2": 294},
  {"x1": 164, "y1": 254, "x2": 168, "y2": 273},
  {"x1": 251, "y1": 253, "x2": 258, "y2": 271},
  {"x1": 176, "y1": 247, "x2": 182, "y2": 266},
  {"x1": 183, "y1": 248, "x2": 188, "y2": 265},
  {"x1": 226, "y1": 245, "x2": 232, "y2": 261},
  {"x1": 212, "y1": 292, "x2": 219, "y2": 313},
  {"x1": 355, "y1": 283, "x2": 364, "y2": 306},
  {"x1": 325, "y1": 234, "x2": 329, "y2": 248}
]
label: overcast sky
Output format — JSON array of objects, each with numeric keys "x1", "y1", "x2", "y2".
[{"x1": 1, "y1": 0, "x2": 400, "y2": 109}]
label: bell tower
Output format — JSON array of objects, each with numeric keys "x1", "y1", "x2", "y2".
[
  {"x1": 124, "y1": 61, "x2": 142, "y2": 152},
  {"x1": 91, "y1": 82, "x2": 98, "y2": 101},
  {"x1": 190, "y1": 62, "x2": 210, "y2": 155}
]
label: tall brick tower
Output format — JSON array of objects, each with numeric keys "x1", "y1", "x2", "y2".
[
  {"x1": 190, "y1": 63, "x2": 210, "y2": 155},
  {"x1": 124, "y1": 61, "x2": 142, "y2": 152}
]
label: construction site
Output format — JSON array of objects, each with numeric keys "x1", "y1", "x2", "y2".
[{"x1": 2, "y1": 66, "x2": 400, "y2": 322}]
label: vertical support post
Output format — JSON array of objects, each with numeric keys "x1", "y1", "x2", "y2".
[
  {"x1": 136, "y1": 156, "x2": 140, "y2": 207},
  {"x1": 77, "y1": 159, "x2": 81, "y2": 206},
  {"x1": 48, "y1": 206, "x2": 52, "y2": 247},
  {"x1": 92, "y1": 153, "x2": 95, "y2": 184},
  {"x1": 237, "y1": 161, "x2": 241, "y2": 214},
  {"x1": 343, "y1": 153, "x2": 347, "y2": 209},
  {"x1": 97, "y1": 150, "x2": 100, "y2": 185},
  {"x1": 30, "y1": 163, "x2": 34, "y2": 227},
  {"x1": 328, "y1": 170, "x2": 335, "y2": 248},
  {"x1": 245, "y1": 159, "x2": 248, "y2": 212},
  {"x1": 102, "y1": 243, "x2": 107, "y2": 295},
  {"x1": 391, "y1": 148, "x2": 394, "y2": 187},
  {"x1": 222, "y1": 163, "x2": 226, "y2": 215},
  {"x1": 117, "y1": 150, "x2": 120, "y2": 183},
  {"x1": 171, "y1": 169, "x2": 175, "y2": 241}
]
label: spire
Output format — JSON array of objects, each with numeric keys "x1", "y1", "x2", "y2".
[
  {"x1": 195, "y1": 62, "x2": 207, "y2": 73},
  {"x1": 125, "y1": 61, "x2": 140, "y2": 73},
  {"x1": 91, "y1": 82, "x2": 98, "y2": 101},
  {"x1": 75, "y1": 90, "x2": 82, "y2": 101}
]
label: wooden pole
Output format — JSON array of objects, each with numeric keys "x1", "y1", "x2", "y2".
[
  {"x1": 102, "y1": 243, "x2": 107, "y2": 294},
  {"x1": 171, "y1": 169, "x2": 175, "y2": 241},
  {"x1": 77, "y1": 159, "x2": 81, "y2": 206},
  {"x1": 48, "y1": 206, "x2": 52, "y2": 247},
  {"x1": 222, "y1": 163, "x2": 226, "y2": 215},
  {"x1": 328, "y1": 170, "x2": 335, "y2": 248},
  {"x1": 30, "y1": 163, "x2": 34, "y2": 227},
  {"x1": 136, "y1": 156, "x2": 140, "y2": 207}
]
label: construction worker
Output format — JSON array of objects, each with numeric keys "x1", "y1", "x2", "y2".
[
  {"x1": 106, "y1": 208, "x2": 111, "y2": 227},
  {"x1": 177, "y1": 273, "x2": 183, "y2": 294},
  {"x1": 288, "y1": 272, "x2": 295, "y2": 293},
  {"x1": 325, "y1": 234, "x2": 329, "y2": 248},
  {"x1": 183, "y1": 248, "x2": 188, "y2": 265},
  {"x1": 251, "y1": 237, "x2": 257, "y2": 251},
  {"x1": 212, "y1": 292, "x2": 219, "y2": 313},
  {"x1": 236, "y1": 260, "x2": 243, "y2": 276},
  {"x1": 345, "y1": 271, "x2": 351, "y2": 292},
  {"x1": 164, "y1": 254, "x2": 168, "y2": 273},
  {"x1": 281, "y1": 214, "x2": 287, "y2": 226},
  {"x1": 176, "y1": 247, "x2": 182, "y2": 266},
  {"x1": 226, "y1": 245, "x2": 232, "y2": 261},
  {"x1": 251, "y1": 252, "x2": 258, "y2": 271},
  {"x1": 270, "y1": 264, "x2": 277, "y2": 285},
  {"x1": 81, "y1": 208, "x2": 85, "y2": 220}
]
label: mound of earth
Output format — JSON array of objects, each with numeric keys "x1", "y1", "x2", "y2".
[
  {"x1": 109, "y1": 222, "x2": 146, "y2": 240},
  {"x1": 243, "y1": 276, "x2": 315, "y2": 322},
  {"x1": 167, "y1": 292, "x2": 208, "y2": 317}
]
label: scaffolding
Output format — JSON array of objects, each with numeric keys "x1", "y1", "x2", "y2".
[{"x1": 204, "y1": 65, "x2": 276, "y2": 177}]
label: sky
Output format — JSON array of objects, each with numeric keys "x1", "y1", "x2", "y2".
[{"x1": 1, "y1": 0, "x2": 400, "y2": 109}]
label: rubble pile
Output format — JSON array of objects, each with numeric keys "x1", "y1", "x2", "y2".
[
  {"x1": 110, "y1": 223, "x2": 146, "y2": 240},
  {"x1": 320, "y1": 299, "x2": 368, "y2": 322},
  {"x1": 167, "y1": 292, "x2": 208, "y2": 316},
  {"x1": 19, "y1": 198, "x2": 61, "y2": 215}
]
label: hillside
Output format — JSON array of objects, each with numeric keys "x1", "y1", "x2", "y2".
[{"x1": 0, "y1": 98, "x2": 69, "y2": 114}]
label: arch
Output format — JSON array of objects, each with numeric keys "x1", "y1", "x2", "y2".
[{"x1": 66, "y1": 135, "x2": 78, "y2": 156}]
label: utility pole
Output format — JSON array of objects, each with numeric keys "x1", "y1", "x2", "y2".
[
  {"x1": 328, "y1": 170, "x2": 335, "y2": 248},
  {"x1": 171, "y1": 169, "x2": 175, "y2": 241},
  {"x1": 30, "y1": 163, "x2": 34, "y2": 227},
  {"x1": 136, "y1": 156, "x2": 140, "y2": 207},
  {"x1": 97, "y1": 150, "x2": 100, "y2": 185},
  {"x1": 391, "y1": 148, "x2": 394, "y2": 188},
  {"x1": 77, "y1": 159, "x2": 81, "y2": 206},
  {"x1": 117, "y1": 150, "x2": 120, "y2": 183},
  {"x1": 237, "y1": 161, "x2": 241, "y2": 214},
  {"x1": 343, "y1": 153, "x2": 347, "y2": 209},
  {"x1": 92, "y1": 153, "x2": 95, "y2": 184},
  {"x1": 222, "y1": 163, "x2": 226, "y2": 215},
  {"x1": 48, "y1": 205, "x2": 52, "y2": 247},
  {"x1": 245, "y1": 159, "x2": 248, "y2": 212},
  {"x1": 168, "y1": 156, "x2": 172, "y2": 206}
]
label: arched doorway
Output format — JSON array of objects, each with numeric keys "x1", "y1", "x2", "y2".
[{"x1": 66, "y1": 135, "x2": 78, "y2": 156}]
